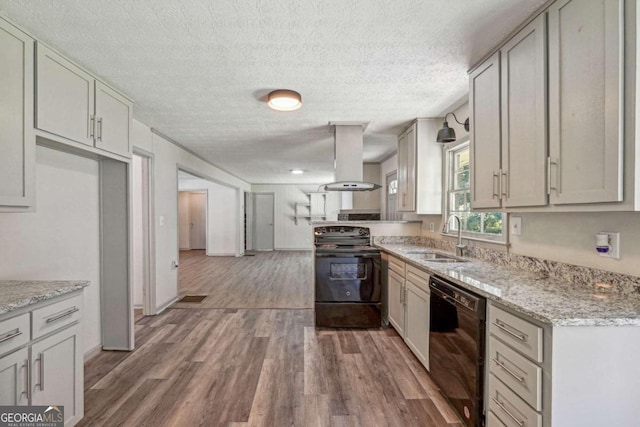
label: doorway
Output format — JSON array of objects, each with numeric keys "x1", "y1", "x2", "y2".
[
  {"x1": 178, "y1": 191, "x2": 208, "y2": 251},
  {"x1": 131, "y1": 153, "x2": 154, "y2": 317},
  {"x1": 253, "y1": 193, "x2": 274, "y2": 251},
  {"x1": 386, "y1": 171, "x2": 400, "y2": 221}
]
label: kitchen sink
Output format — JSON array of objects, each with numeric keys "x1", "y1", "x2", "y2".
[
  {"x1": 402, "y1": 248, "x2": 434, "y2": 254},
  {"x1": 413, "y1": 253, "x2": 468, "y2": 263}
]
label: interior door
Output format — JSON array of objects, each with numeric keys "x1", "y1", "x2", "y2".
[
  {"x1": 254, "y1": 193, "x2": 274, "y2": 250},
  {"x1": 189, "y1": 192, "x2": 207, "y2": 250}
]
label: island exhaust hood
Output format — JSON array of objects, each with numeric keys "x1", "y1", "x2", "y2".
[{"x1": 323, "y1": 123, "x2": 382, "y2": 192}]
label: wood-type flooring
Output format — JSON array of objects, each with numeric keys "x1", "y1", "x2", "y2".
[
  {"x1": 173, "y1": 250, "x2": 313, "y2": 309},
  {"x1": 80, "y1": 252, "x2": 463, "y2": 427}
]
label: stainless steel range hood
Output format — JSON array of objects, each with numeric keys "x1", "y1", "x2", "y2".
[{"x1": 323, "y1": 122, "x2": 382, "y2": 192}]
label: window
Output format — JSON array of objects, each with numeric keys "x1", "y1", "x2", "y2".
[
  {"x1": 445, "y1": 142, "x2": 505, "y2": 241},
  {"x1": 388, "y1": 178, "x2": 398, "y2": 195}
]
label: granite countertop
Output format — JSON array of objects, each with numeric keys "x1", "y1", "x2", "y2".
[
  {"x1": 376, "y1": 243, "x2": 640, "y2": 327},
  {"x1": 0, "y1": 280, "x2": 89, "y2": 315}
]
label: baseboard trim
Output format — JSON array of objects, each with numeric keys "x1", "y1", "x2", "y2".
[
  {"x1": 84, "y1": 344, "x2": 103, "y2": 362},
  {"x1": 156, "y1": 296, "x2": 180, "y2": 314},
  {"x1": 206, "y1": 252, "x2": 236, "y2": 257}
]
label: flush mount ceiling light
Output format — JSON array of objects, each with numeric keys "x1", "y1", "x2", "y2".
[
  {"x1": 290, "y1": 169, "x2": 304, "y2": 174},
  {"x1": 267, "y1": 89, "x2": 302, "y2": 111},
  {"x1": 436, "y1": 112, "x2": 470, "y2": 143}
]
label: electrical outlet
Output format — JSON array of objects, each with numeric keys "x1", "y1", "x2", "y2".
[
  {"x1": 597, "y1": 232, "x2": 620, "y2": 259},
  {"x1": 510, "y1": 217, "x2": 522, "y2": 236},
  {"x1": 159, "y1": 215, "x2": 165, "y2": 226},
  {"x1": 429, "y1": 222, "x2": 435, "y2": 232}
]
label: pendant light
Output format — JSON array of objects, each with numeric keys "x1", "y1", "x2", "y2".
[
  {"x1": 267, "y1": 89, "x2": 302, "y2": 111},
  {"x1": 436, "y1": 112, "x2": 470, "y2": 143}
]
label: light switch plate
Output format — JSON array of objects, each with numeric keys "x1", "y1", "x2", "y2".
[
  {"x1": 429, "y1": 222, "x2": 435, "y2": 232},
  {"x1": 510, "y1": 216, "x2": 522, "y2": 236}
]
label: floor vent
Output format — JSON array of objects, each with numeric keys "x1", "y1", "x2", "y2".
[{"x1": 178, "y1": 295, "x2": 208, "y2": 303}]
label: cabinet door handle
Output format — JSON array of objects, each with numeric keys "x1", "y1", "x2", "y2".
[
  {"x1": 36, "y1": 353, "x2": 44, "y2": 391},
  {"x1": 0, "y1": 329, "x2": 22, "y2": 343},
  {"x1": 547, "y1": 157, "x2": 559, "y2": 194},
  {"x1": 97, "y1": 117, "x2": 103, "y2": 141},
  {"x1": 493, "y1": 320, "x2": 527, "y2": 342},
  {"x1": 22, "y1": 359, "x2": 29, "y2": 401},
  {"x1": 501, "y1": 170, "x2": 508, "y2": 199},
  {"x1": 45, "y1": 307, "x2": 79, "y2": 324},
  {"x1": 492, "y1": 358, "x2": 525, "y2": 382},
  {"x1": 492, "y1": 172, "x2": 499, "y2": 199},
  {"x1": 399, "y1": 285, "x2": 403, "y2": 305},
  {"x1": 492, "y1": 397, "x2": 524, "y2": 426},
  {"x1": 402, "y1": 192, "x2": 406, "y2": 207},
  {"x1": 89, "y1": 114, "x2": 95, "y2": 139}
]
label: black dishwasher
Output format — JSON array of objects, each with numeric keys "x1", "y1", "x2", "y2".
[{"x1": 429, "y1": 275, "x2": 486, "y2": 427}]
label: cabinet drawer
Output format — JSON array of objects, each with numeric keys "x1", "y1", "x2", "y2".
[
  {"x1": 388, "y1": 255, "x2": 405, "y2": 276},
  {"x1": 0, "y1": 313, "x2": 30, "y2": 356},
  {"x1": 488, "y1": 373, "x2": 542, "y2": 427},
  {"x1": 489, "y1": 304, "x2": 543, "y2": 363},
  {"x1": 406, "y1": 264, "x2": 429, "y2": 292},
  {"x1": 32, "y1": 294, "x2": 82, "y2": 340},
  {"x1": 489, "y1": 336, "x2": 542, "y2": 411}
]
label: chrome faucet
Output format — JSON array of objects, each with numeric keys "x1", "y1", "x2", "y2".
[{"x1": 448, "y1": 214, "x2": 467, "y2": 257}]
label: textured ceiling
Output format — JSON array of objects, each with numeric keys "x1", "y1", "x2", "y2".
[{"x1": 1, "y1": 0, "x2": 546, "y2": 184}]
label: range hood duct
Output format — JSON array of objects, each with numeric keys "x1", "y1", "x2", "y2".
[{"x1": 323, "y1": 123, "x2": 382, "y2": 192}]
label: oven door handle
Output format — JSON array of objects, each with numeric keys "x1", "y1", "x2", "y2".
[{"x1": 315, "y1": 253, "x2": 380, "y2": 258}]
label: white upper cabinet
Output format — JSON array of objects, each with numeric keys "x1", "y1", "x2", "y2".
[
  {"x1": 469, "y1": 52, "x2": 501, "y2": 209},
  {"x1": 95, "y1": 81, "x2": 132, "y2": 156},
  {"x1": 36, "y1": 44, "x2": 95, "y2": 147},
  {"x1": 501, "y1": 14, "x2": 548, "y2": 208},
  {"x1": 397, "y1": 119, "x2": 442, "y2": 214},
  {"x1": 548, "y1": 0, "x2": 624, "y2": 205},
  {"x1": 36, "y1": 43, "x2": 132, "y2": 158},
  {"x1": 0, "y1": 19, "x2": 35, "y2": 208},
  {"x1": 471, "y1": 14, "x2": 547, "y2": 210},
  {"x1": 397, "y1": 125, "x2": 417, "y2": 212},
  {"x1": 470, "y1": 0, "x2": 627, "y2": 211}
]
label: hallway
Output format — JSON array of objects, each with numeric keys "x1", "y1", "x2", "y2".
[{"x1": 79, "y1": 251, "x2": 462, "y2": 426}]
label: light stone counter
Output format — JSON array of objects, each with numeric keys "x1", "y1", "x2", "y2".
[
  {"x1": 376, "y1": 242, "x2": 640, "y2": 327},
  {"x1": 0, "y1": 280, "x2": 89, "y2": 315}
]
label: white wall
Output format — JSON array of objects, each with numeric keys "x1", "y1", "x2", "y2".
[
  {"x1": 510, "y1": 212, "x2": 640, "y2": 276},
  {"x1": 0, "y1": 146, "x2": 101, "y2": 354},
  {"x1": 179, "y1": 178, "x2": 237, "y2": 256},
  {"x1": 132, "y1": 120, "x2": 251, "y2": 311},
  {"x1": 251, "y1": 184, "x2": 340, "y2": 250}
]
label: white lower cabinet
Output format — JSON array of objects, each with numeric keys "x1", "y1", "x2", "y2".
[
  {"x1": 31, "y1": 324, "x2": 83, "y2": 426},
  {"x1": 404, "y1": 280, "x2": 430, "y2": 370},
  {"x1": 386, "y1": 256, "x2": 430, "y2": 371},
  {"x1": 0, "y1": 292, "x2": 84, "y2": 426},
  {"x1": 388, "y1": 269, "x2": 405, "y2": 336},
  {"x1": 0, "y1": 347, "x2": 29, "y2": 406}
]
